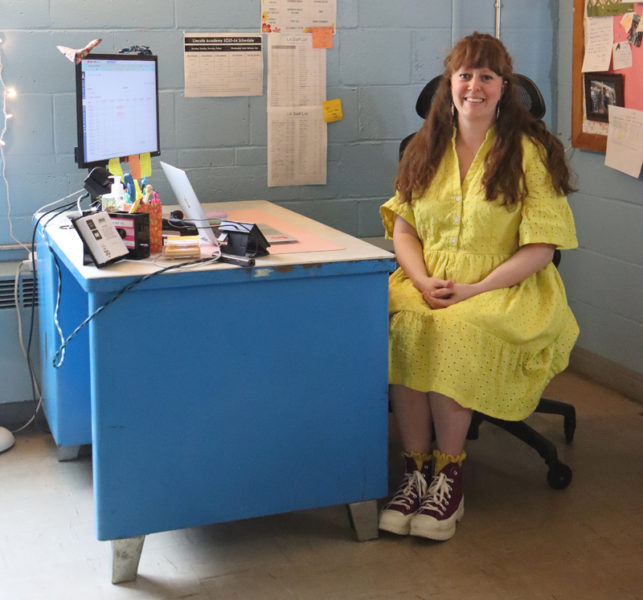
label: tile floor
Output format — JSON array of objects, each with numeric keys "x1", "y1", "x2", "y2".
[{"x1": 0, "y1": 371, "x2": 641, "y2": 600}]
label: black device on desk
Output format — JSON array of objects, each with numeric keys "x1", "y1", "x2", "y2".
[
  {"x1": 216, "y1": 221, "x2": 270, "y2": 258},
  {"x1": 109, "y1": 212, "x2": 150, "y2": 259},
  {"x1": 162, "y1": 210, "x2": 199, "y2": 237}
]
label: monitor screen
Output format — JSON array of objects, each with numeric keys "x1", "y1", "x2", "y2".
[{"x1": 75, "y1": 54, "x2": 160, "y2": 169}]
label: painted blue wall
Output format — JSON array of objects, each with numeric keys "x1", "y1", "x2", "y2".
[
  {"x1": 0, "y1": 0, "x2": 556, "y2": 248},
  {"x1": 0, "y1": 0, "x2": 560, "y2": 405}
]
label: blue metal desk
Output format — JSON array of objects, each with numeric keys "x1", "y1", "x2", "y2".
[{"x1": 36, "y1": 201, "x2": 395, "y2": 582}]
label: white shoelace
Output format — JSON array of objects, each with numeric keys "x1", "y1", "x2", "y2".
[
  {"x1": 420, "y1": 472, "x2": 453, "y2": 515},
  {"x1": 389, "y1": 470, "x2": 428, "y2": 509}
]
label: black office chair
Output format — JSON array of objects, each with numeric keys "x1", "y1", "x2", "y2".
[{"x1": 399, "y1": 73, "x2": 575, "y2": 490}]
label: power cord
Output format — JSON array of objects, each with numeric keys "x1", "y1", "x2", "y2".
[
  {"x1": 9, "y1": 193, "x2": 85, "y2": 434},
  {"x1": 52, "y1": 255, "x2": 220, "y2": 367}
]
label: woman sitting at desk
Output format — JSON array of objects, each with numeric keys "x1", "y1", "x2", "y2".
[{"x1": 378, "y1": 32, "x2": 578, "y2": 541}]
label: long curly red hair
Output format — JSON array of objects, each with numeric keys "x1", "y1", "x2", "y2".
[{"x1": 395, "y1": 32, "x2": 575, "y2": 206}]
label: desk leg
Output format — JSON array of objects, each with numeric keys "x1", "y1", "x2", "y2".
[
  {"x1": 57, "y1": 445, "x2": 81, "y2": 462},
  {"x1": 111, "y1": 536, "x2": 145, "y2": 584},
  {"x1": 347, "y1": 500, "x2": 379, "y2": 541}
]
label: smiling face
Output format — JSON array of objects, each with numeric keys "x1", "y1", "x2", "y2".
[{"x1": 450, "y1": 66, "x2": 505, "y2": 128}]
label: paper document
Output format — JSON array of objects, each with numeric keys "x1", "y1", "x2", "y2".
[
  {"x1": 184, "y1": 33, "x2": 263, "y2": 97},
  {"x1": 604, "y1": 106, "x2": 643, "y2": 178},
  {"x1": 582, "y1": 17, "x2": 614, "y2": 72},
  {"x1": 268, "y1": 107, "x2": 327, "y2": 186},
  {"x1": 612, "y1": 41, "x2": 632, "y2": 70},
  {"x1": 261, "y1": 0, "x2": 336, "y2": 34},
  {"x1": 267, "y1": 34, "x2": 326, "y2": 106},
  {"x1": 267, "y1": 34, "x2": 327, "y2": 187}
]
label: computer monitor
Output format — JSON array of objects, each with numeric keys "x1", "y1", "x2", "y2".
[{"x1": 75, "y1": 54, "x2": 161, "y2": 169}]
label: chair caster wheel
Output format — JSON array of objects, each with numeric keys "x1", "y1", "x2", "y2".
[{"x1": 547, "y1": 462, "x2": 572, "y2": 489}]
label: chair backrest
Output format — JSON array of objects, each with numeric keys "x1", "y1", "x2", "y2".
[{"x1": 399, "y1": 73, "x2": 546, "y2": 159}]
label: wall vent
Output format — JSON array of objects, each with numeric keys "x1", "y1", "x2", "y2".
[{"x1": 0, "y1": 277, "x2": 38, "y2": 310}]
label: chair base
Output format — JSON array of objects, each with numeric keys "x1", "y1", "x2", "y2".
[{"x1": 467, "y1": 398, "x2": 575, "y2": 490}]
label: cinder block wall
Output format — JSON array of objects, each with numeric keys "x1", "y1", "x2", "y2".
[
  {"x1": 0, "y1": 0, "x2": 555, "y2": 248},
  {"x1": 0, "y1": 0, "x2": 557, "y2": 407}
]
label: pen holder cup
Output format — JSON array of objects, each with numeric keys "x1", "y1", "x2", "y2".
[{"x1": 140, "y1": 202, "x2": 163, "y2": 253}]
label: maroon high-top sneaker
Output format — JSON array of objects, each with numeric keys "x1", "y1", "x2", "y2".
[
  {"x1": 379, "y1": 455, "x2": 432, "y2": 535},
  {"x1": 409, "y1": 461, "x2": 464, "y2": 540}
]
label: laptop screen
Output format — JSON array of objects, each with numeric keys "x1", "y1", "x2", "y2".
[{"x1": 160, "y1": 161, "x2": 218, "y2": 246}]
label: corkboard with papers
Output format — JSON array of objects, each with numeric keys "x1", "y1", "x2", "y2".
[{"x1": 572, "y1": 0, "x2": 643, "y2": 153}]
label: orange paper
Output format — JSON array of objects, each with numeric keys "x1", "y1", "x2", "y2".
[
  {"x1": 127, "y1": 154, "x2": 141, "y2": 179},
  {"x1": 311, "y1": 26, "x2": 333, "y2": 49}
]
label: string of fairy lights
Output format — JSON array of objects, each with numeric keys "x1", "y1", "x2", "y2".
[
  {"x1": 0, "y1": 36, "x2": 26, "y2": 251},
  {"x1": 0, "y1": 38, "x2": 15, "y2": 148}
]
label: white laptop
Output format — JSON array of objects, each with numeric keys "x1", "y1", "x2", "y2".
[{"x1": 160, "y1": 161, "x2": 218, "y2": 246}]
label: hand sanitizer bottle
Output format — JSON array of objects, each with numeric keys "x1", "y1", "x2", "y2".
[{"x1": 101, "y1": 175, "x2": 127, "y2": 211}]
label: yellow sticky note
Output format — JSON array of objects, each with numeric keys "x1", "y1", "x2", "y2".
[
  {"x1": 108, "y1": 157, "x2": 123, "y2": 177},
  {"x1": 323, "y1": 99, "x2": 343, "y2": 123},
  {"x1": 139, "y1": 152, "x2": 152, "y2": 177},
  {"x1": 312, "y1": 26, "x2": 334, "y2": 49},
  {"x1": 128, "y1": 154, "x2": 141, "y2": 179}
]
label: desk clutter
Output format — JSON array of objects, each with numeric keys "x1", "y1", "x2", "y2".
[
  {"x1": 77, "y1": 166, "x2": 273, "y2": 268},
  {"x1": 76, "y1": 165, "x2": 343, "y2": 268}
]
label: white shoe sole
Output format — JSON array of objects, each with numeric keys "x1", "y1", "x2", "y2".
[
  {"x1": 409, "y1": 499, "x2": 464, "y2": 541},
  {"x1": 378, "y1": 509, "x2": 414, "y2": 535}
]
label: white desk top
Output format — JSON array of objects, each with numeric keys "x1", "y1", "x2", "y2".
[{"x1": 40, "y1": 200, "x2": 394, "y2": 283}]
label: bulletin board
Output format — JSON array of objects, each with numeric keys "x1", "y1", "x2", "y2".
[{"x1": 572, "y1": 0, "x2": 643, "y2": 152}]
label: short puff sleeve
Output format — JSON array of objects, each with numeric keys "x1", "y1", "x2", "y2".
[
  {"x1": 380, "y1": 193, "x2": 417, "y2": 240},
  {"x1": 518, "y1": 140, "x2": 578, "y2": 250}
]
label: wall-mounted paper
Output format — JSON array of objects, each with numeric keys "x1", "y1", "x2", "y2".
[
  {"x1": 262, "y1": 0, "x2": 336, "y2": 35},
  {"x1": 582, "y1": 17, "x2": 614, "y2": 72},
  {"x1": 184, "y1": 33, "x2": 263, "y2": 97},
  {"x1": 267, "y1": 34, "x2": 326, "y2": 107},
  {"x1": 587, "y1": 1, "x2": 634, "y2": 18},
  {"x1": 268, "y1": 107, "x2": 327, "y2": 187},
  {"x1": 605, "y1": 105, "x2": 643, "y2": 177},
  {"x1": 612, "y1": 41, "x2": 633, "y2": 69},
  {"x1": 266, "y1": 34, "x2": 327, "y2": 187},
  {"x1": 312, "y1": 26, "x2": 334, "y2": 49}
]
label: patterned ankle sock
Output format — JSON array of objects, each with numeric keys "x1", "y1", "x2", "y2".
[{"x1": 432, "y1": 449, "x2": 467, "y2": 475}]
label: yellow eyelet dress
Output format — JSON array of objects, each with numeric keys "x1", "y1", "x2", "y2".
[{"x1": 381, "y1": 129, "x2": 579, "y2": 421}]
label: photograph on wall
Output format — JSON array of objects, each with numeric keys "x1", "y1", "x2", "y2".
[{"x1": 584, "y1": 72, "x2": 624, "y2": 122}]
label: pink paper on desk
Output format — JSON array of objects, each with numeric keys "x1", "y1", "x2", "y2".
[{"x1": 226, "y1": 209, "x2": 344, "y2": 254}]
